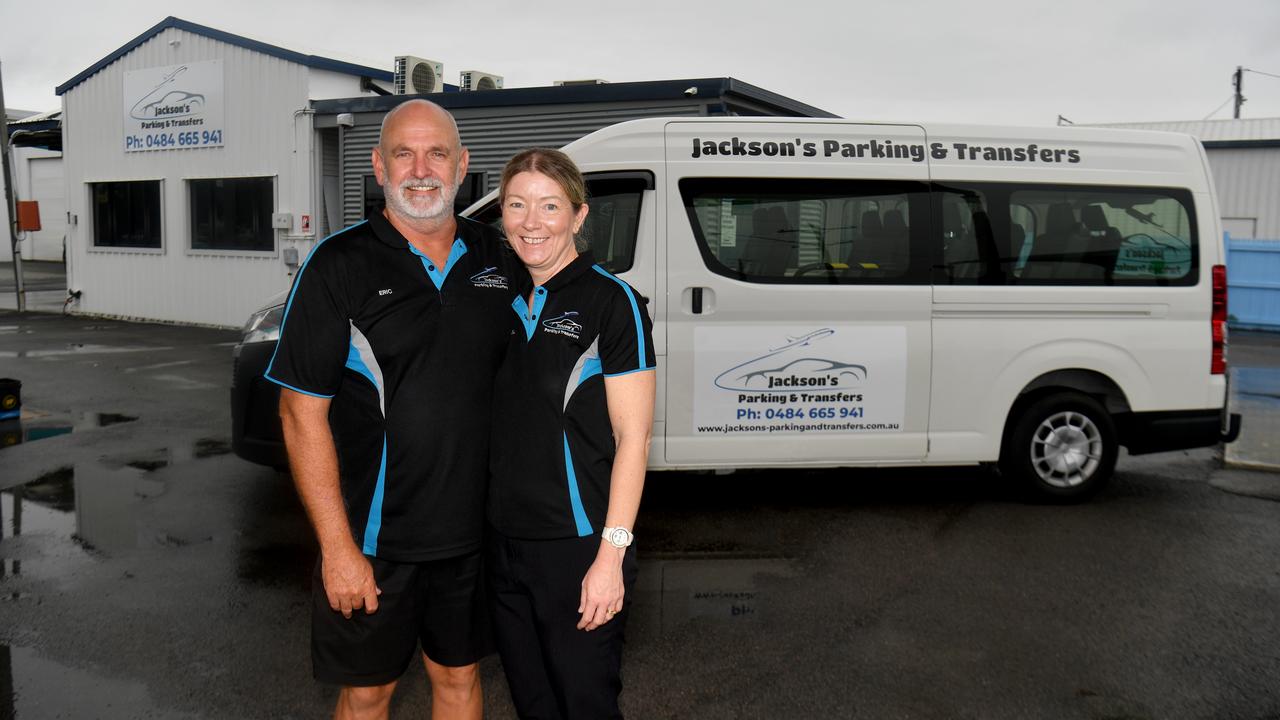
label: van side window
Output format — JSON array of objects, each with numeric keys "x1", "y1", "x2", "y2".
[
  {"x1": 472, "y1": 173, "x2": 648, "y2": 274},
  {"x1": 935, "y1": 183, "x2": 1198, "y2": 286},
  {"x1": 578, "y1": 176, "x2": 646, "y2": 274},
  {"x1": 680, "y1": 178, "x2": 931, "y2": 284}
]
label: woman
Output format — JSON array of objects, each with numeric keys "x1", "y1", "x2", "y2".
[{"x1": 487, "y1": 147, "x2": 656, "y2": 719}]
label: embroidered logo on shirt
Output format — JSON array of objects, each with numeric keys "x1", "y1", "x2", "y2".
[
  {"x1": 541, "y1": 311, "x2": 583, "y2": 340},
  {"x1": 378, "y1": 288, "x2": 393, "y2": 296},
  {"x1": 469, "y1": 267, "x2": 510, "y2": 290}
]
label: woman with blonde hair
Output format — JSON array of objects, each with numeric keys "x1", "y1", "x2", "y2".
[{"x1": 487, "y1": 147, "x2": 656, "y2": 719}]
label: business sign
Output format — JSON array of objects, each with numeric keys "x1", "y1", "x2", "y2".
[
  {"x1": 693, "y1": 325, "x2": 906, "y2": 435},
  {"x1": 123, "y1": 60, "x2": 224, "y2": 152}
]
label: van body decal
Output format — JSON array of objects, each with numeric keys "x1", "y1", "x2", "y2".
[{"x1": 694, "y1": 326, "x2": 907, "y2": 435}]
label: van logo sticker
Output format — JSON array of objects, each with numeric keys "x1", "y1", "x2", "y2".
[
  {"x1": 714, "y1": 329, "x2": 866, "y2": 391},
  {"x1": 470, "y1": 267, "x2": 510, "y2": 290},
  {"x1": 541, "y1": 312, "x2": 583, "y2": 340},
  {"x1": 694, "y1": 326, "x2": 907, "y2": 436}
]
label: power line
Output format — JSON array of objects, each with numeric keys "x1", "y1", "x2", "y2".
[
  {"x1": 1204, "y1": 95, "x2": 1234, "y2": 120},
  {"x1": 1243, "y1": 68, "x2": 1280, "y2": 81}
]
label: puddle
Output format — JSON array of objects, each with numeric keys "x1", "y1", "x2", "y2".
[
  {"x1": 0, "y1": 643, "x2": 195, "y2": 719},
  {"x1": 193, "y1": 438, "x2": 231, "y2": 458},
  {"x1": 0, "y1": 344, "x2": 174, "y2": 359},
  {"x1": 634, "y1": 556, "x2": 798, "y2": 633},
  {"x1": 0, "y1": 413, "x2": 139, "y2": 451},
  {"x1": 1, "y1": 465, "x2": 144, "y2": 560},
  {"x1": 0, "y1": 438, "x2": 236, "y2": 578}
]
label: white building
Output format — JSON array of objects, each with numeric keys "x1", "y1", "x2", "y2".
[
  {"x1": 53, "y1": 19, "x2": 834, "y2": 328},
  {"x1": 3, "y1": 109, "x2": 65, "y2": 263},
  {"x1": 57, "y1": 17, "x2": 391, "y2": 326},
  {"x1": 1090, "y1": 117, "x2": 1280, "y2": 239}
]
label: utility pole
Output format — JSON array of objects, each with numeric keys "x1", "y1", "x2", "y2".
[
  {"x1": 1233, "y1": 65, "x2": 1246, "y2": 119},
  {"x1": 0, "y1": 60, "x2": 26, "y2": 312}
]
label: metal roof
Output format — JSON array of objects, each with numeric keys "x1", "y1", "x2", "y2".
[
  {"x1": 55, "y1": 16, "x2": 394, "y2": 96},
  {"x1": 1086, "y1": 117, "x2": 1280, "y2": 148},
  {"x1": 6, "y1": 109, "x2": 61, "y2": 150},
  {"x1": 312, "y1": 77, "x2": 837, "y2": 119}
]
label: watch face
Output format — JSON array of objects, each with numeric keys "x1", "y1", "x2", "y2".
[{"x1": 609, "y1": 528, "x2": 630, "y2": 546}]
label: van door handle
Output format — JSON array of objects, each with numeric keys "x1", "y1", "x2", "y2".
[{"x1": 684, "y1": 286, "x2": 714, "y2": 315}]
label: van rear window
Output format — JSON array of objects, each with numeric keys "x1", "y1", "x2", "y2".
[
  {"x1": 679, "y1": 178, "x2": 932, "y2": 285},
  {"x1": 935, "y1": 183, "x2": 1198, "y2": 286}
]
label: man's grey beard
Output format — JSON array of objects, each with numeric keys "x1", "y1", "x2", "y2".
[{"x1": 383, "y1": 176, "x2": 459, "y2": 221}]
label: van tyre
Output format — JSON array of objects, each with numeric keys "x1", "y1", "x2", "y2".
[{"x1": 1000, "y1": 392, "x2": 1118, "y2": 503}]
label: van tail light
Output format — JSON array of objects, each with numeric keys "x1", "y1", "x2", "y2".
[{"x1": 1211, "y1": 264, "x2": 1227, "y2": 375}]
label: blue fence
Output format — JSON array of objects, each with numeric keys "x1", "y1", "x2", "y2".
[{"x1": 1226, "y1": 235, "x2": 1280, "y2": 332}]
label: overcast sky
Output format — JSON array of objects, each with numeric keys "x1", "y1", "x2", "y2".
[{"x1": 4, "y1": 0, "x2": 1280, "y2": 126}]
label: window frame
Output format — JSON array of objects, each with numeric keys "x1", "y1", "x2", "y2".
[
  {"x1": 679, "y1": 177, "x2": 933, "y2": 286},
  {"x1": 87, "y1": 179, "x2": 165, "y2": 254},
  {"x1": 931, "y1": 181, "x2": 1199, "y2": 287},
  {"x1": 186, "y1": 175, "x2": 278, "y2": 257}
]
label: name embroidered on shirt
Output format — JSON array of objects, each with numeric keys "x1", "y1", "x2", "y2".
[{"x1": 378, "y1": 288, "x2": 393, "y2": 296}]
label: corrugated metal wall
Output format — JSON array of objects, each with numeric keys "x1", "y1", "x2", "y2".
[
  {"x1": 342, "y1": 102, "x2": 703, "y2": 225},
  {"x1": 1206, "y1": 148, "x2": 1280, "y2": 239}
]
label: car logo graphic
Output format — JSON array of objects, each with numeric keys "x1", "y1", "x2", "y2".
[
  {"x1": 469, "y1": 266, "x2": 509, "y2": 288},
  {"x1": 129, "y1": 66, "x2": 206, "y2": 120},
  {"x1": 714, "y1": 328, "x2": 866, "y2": 391},
  {"x1": 542, "y1": 312, "x2": 583, "y2": 336}
]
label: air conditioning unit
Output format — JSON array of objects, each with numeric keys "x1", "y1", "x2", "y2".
[
  {"x1": 459, "y1": 71, "x2": 503, "y2": 92},
  {"x1": 554, "y1": 79, "x2": 609, "y2": 86},
  {"x1": 394, "y1": 56, "x2": 444, "y2": 94}
]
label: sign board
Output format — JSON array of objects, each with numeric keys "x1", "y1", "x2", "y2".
[
  {"x1": 693, "y1": 325, "x2": 907, "y2": 435},
  {"x1": 16, "y1": 201, "x2": 41, "y2": 232},
  {"x1": 123, "y1": 60, "x2": 224, "y2": 152}
]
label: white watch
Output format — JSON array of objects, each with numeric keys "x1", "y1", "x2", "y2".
[{"x1": 602, "y1": 526, "x2": 634, "y2": 548}]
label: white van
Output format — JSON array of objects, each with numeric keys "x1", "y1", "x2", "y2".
[{"x1": 468, "y1": 118, "x2": 1240, "y2": 500}]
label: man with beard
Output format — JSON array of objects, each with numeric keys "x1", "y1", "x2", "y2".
[{"x1": 266, "y1": 99, "x2": 523, "y2": 720}]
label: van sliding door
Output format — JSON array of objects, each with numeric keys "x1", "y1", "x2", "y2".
[{"x1": 662, "y1": 121, "x2": 933, "y2": 467}]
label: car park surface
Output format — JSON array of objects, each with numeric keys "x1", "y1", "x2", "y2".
[{"x1": 2, "y1": 310, "x2": 1279, "y2": 718}]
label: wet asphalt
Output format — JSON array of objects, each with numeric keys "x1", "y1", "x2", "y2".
[{"x1": 2, "y1": 310, "x2": 1279, "y2": 719}]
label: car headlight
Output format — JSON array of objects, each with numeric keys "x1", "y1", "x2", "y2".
[{"x1": 241, "y1": 304, "x2": 285, "y2": 344}]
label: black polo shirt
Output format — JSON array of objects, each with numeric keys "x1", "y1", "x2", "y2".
[
  {"x1": 488, "y1": 252, "x2": 656, "y2": 540},
  {"x1": 266, "y1": 213, "x2": 526, "y2": 562}
]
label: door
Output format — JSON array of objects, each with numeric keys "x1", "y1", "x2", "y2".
[{"x1": 662, "y1": 121, "x2": 934, "y2": 466}]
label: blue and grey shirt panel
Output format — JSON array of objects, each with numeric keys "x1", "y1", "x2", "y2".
[{"x1": 264, "y1": 214, "x2": 525, "y2": 561}]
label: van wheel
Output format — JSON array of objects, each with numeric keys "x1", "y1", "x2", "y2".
[{"x1": 1000, "y1": 392, "x2": 1118, "y2": 502}]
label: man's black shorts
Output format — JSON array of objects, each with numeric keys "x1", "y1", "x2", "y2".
[{"x1": 311, "y1": 551, "x2": 493, "y2": 686}]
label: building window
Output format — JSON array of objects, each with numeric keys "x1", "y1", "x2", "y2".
[
  {"x1": 91, "y1": 181, "x2": 162, "y2": 249},
  {"x1": 190, "y1": 177, "x2": 275, "y2": 252}
]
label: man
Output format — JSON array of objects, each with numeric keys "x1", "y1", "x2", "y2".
[{"x1": 266, "y1": 99, "x2": 523, "y2": 720}]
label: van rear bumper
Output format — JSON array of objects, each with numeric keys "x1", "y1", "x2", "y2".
[{"x1": 1120, "y1": 410, "x2": 1242, "y2": 456}]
